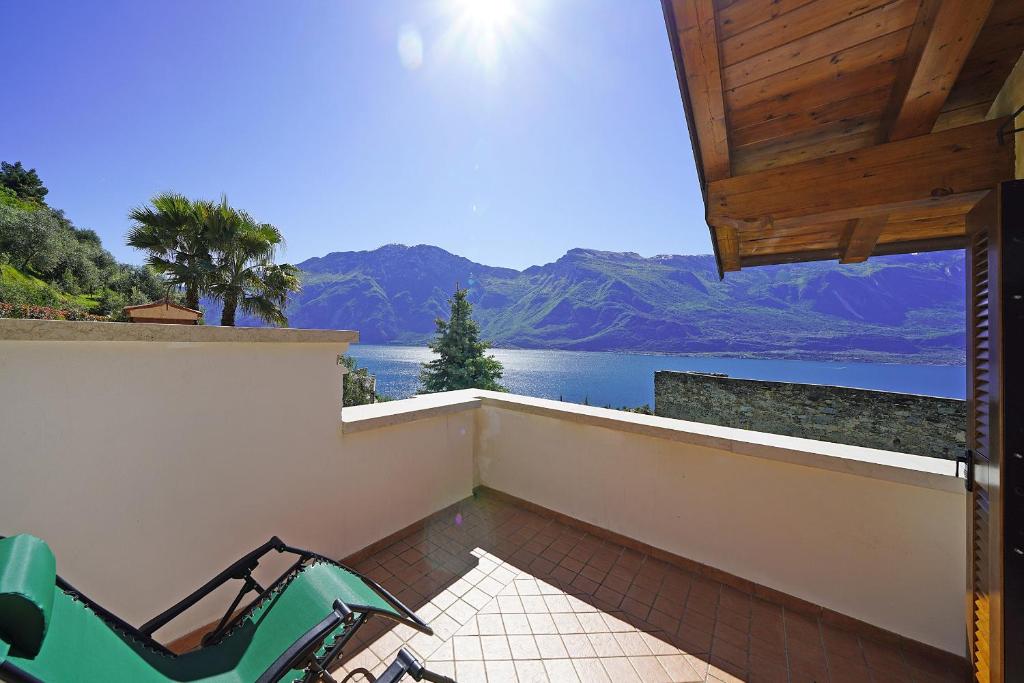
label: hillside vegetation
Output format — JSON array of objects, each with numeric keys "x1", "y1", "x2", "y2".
[{"x1": 0, "y1": 164, "x2": 166, "y2": 318}]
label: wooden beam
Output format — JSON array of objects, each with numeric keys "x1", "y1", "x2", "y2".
[
  {"x1": 739, "y1": 235, "x2": 967, "y2": 268},
  {"x1": 840, "y1": 215, "x2": 889, "y2": 263},
  {"x1": 708, "y1": 117, "x2": 1014, "y2": 227},
  {"x1": 880, "y1": 0, "x2": 994, "y2": 142},
  {"x1": 712, "y1": 223, "x2": 741, "y2": 272},
  {"x1": 672, "y1": 0, "x2": 731, "y2": 182}
]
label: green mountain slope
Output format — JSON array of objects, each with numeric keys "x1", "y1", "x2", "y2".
[{"x1": 241, "y1": 245, "x2": 964, "y2": 364}]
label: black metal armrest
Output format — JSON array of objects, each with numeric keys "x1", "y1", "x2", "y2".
[
  {"x1": 139, "y1": 536, "x2": 286, "y2": 636},
  {"x1": 276, "y1": 542, "x2": 433, "y2": 636},
  {"x1": 255, "y1": 600, "x2": 353, "y2": 683},
  {"x1": 374, "y1": 649, "x2": 457, "y2": 683}
]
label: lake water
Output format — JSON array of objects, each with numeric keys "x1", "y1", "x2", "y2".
[{"x1": 349, "y1": 345, "x2": 966, "y2": 406}]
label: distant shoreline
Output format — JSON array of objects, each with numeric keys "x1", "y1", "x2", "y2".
[{"x1": 352, "y1": 341, "x2": 966, "y2": 368}]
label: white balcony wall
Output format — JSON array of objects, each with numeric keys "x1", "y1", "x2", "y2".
[
  {"x1": 0, "y1": 321, "x2": 474, "y2": 640},
  {"x1": 1, "y1": 320, "x2": 966, "y2": 656}
]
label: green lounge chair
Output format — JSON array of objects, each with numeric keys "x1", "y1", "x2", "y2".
[{"x1": 0, "y1": 534, "x2": 455, "y2": 683}]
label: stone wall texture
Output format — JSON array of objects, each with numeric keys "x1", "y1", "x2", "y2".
[{"x1": 654, "y1": 371, "x2": 966, "y2": 459}]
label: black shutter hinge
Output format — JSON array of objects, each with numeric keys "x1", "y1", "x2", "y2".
[{"x1": 957, "y1": 449, "x2": 974, "y2": 492}]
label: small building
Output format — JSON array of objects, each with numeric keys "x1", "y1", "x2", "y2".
[{"x1": 124, "y1": 301, "x2": 201, "y2": 325}]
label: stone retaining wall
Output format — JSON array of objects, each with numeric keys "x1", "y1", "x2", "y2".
[{"x1": 654, "y1": 371, "x2": 966, "y2": 459}]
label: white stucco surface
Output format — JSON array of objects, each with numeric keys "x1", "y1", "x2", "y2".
[
  {"x1": 0, "y1": 335, "x2": 473, "y2": 640},
  {"x1": 0, "y1": 328, "x2": 966, "y2": 655}
]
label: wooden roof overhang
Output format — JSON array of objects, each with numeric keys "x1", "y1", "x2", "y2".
[{"x1": 661, "y1": 0, "x2": 1023, "y2": 276}]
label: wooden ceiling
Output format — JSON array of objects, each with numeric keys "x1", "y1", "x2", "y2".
[{"x1": 661, "y1": 0, "x2": 1023, "y2": 275}]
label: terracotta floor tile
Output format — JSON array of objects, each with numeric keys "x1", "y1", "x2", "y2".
[
  {"x1": 477, "y1": 612, "x2": 505, "y2": 635},
  {"x1": 572, "y1": 657, "x2": 613, "y2": 683},
  {"x1": 561, "y1": 633, "x2": 598, "y2": 658},
  {"x1": 453, "y1": 635, "x2": 483, "y2": 660},
  {"x1": 542, "y1": 594, "x2": 572, "y2": 612},
  {"x1": 581, "y1": 563, "x2": 608, "y2": 583},
  {"x1": 719, "y1": 586, "x2": 752, "y2": 616},
  {"x1": 535, "y1": 634, "x2": 569, "y2": 659},
  {"x1": 640, "y1": 631, "x2": 680, "y2": 657},
  {"x1": 676, "y1": 624, "x2": 714, "y2": 655},
  {"x1": 687, "y1": 592, "x2": 720, "y2": 619},
  {"x1": 653, "y1": 594, "x2": 687, "y2": 620},
  {"x1": 502, "y1": 613, "x2": 531, "y2": 635},
  {"x1": 549, "y1": 565, "x2": 576, "y2": 586},
  {"x1": 708, "y1": 662, "x2": 751, "y2": 683},
  {"x1": 614, "y1": 630, "x2": 654, "y2": 656},
  {"x1": 714, "y1": 620, "x2": 750, "y2": 649},
  {"x1": 521, "y1": 595, "x2": 548, "y2": 614},
  {"x1": 485, "y1": 659, "x2": 519, "y2": 681},
  {"x1": 681, "y1": 608, "x2": 716, "y2": 634},
  {"x1": 785, "y1": 612, "x2": 824, "y2": 647},
  {"x1": 515, "y1": 659, "x2": 551, "y2": 682},
  {"x1": 588, "y1": 632, "x2": 626, "y2": 657},
  {"x1": 601, "y1": 612, "x2": 635, "y2": 632},
  {"x1": 480, "y1": 634, "x2": 512, "y2": 660},
  {"x1": 627, "y1": 656, "x2": 671, "y2": 682},
  {"x1": 822, "y1": 625, "x2": 865, "y2": 664},
  {"x1": 571, "y1": 574, "x2": 600, "y2": 594},
  {"x1": 527, "y1": 613, "x2": 557, "y2": 635},
  {"x1": 600, "y1": 656, "x2": 644, "y2": 682},
  {"x1": 508, "y1": 634, "x2": 541, "y2": 659},
  {"x1": 544, "y1": 658, "x2": 582, "y2": 682},
  {"x1": 552, "y1": 612, "x2": 584, "y2": 634},
  {"x1": 750, "y1": 619, "x2": 786, "y2": 646},
  {"x1": 655, "y1": 654, "x2": 704, "y2": 682},
  {"x1": 860, "y1": 638, "x2": 906, "y2": 671},
  {"x1": 577, "y1": 611, "x2": 610, "y2": 633},
  {"x1": 829, "y1": 659, "x2": 873, "y2": 683},
  {"x1": 711, "y1": 637, "x2": 749, "y2": 670},
  {"x1": 336, "y1": 495, "x2": 960, "y2": 683},
  {"x1": 498, "y1": 595, "x2": 525, "y2": 613},
  {"x1": 455, "y1": 659, "x2": 487, "y2": 683},
  {"x1": 648, "y1": 607, "x2": 681, "y2": 634}
]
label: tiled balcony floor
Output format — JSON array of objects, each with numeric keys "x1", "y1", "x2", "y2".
[{"x1": 333, "y1": 493, "x2": 964, "y2": 683}]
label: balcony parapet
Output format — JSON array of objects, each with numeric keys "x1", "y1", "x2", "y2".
[
  {"x1": 0, "y1": 318, "x2": 358, "y2": 344},
  {"x1": 343, "y1": 390, "x2": 962, "y2": 493}
]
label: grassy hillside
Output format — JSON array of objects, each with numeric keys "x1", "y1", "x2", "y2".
[
  {"x1": 0, "y1": 264, "x2": 100, "y2": 311},
  {"x1": 0, "y1": 176, "x2": 169, "y2": 319}
]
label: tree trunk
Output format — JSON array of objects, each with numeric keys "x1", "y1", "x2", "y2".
[
  {"x1": 184, "y1": 285, "x2": 200, "y2": 311},
  {"x1": 220, "y1": 292, "x2": 238, "y2": 326}
]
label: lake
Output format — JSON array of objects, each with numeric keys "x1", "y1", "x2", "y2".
[{"x1": 348, "y1": 345, "x2": 966, "y2": 406}]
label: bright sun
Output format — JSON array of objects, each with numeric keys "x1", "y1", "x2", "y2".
[
  {"x1": 435, "y1": 0, "x2": 535, "y2": 72},
  {"x1": 459, "y1": 0, "x2": 516, "y2": 31}
]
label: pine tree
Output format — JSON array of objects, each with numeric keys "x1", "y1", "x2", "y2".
[{"x1": 420, "y1": 286, "x2": 505, "y2": 393}]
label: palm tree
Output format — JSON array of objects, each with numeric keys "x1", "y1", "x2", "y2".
[
  {"x1": 207, "y1": 204, "x2": 300, "y2": 326},
  {"x1": 127, "y1": 193, "x2": 211, "y2": 309}
]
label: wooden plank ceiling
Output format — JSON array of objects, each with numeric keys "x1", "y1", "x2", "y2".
[{"x1": 662, "y1": 0, "x2": 1023, "y2": 274}]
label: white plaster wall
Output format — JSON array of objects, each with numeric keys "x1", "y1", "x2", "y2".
[
  {"x1": 0, "y1": 337, "x2": 967, "y2": 654},
  {"x1": 0, "y1": 339, "x2": 474, "y2": 640},
  {"x1": 476, "y1": 404, "x2": 968, "y2": 656}
]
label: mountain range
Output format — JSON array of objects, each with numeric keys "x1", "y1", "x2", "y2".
[{"x1": 215, "y1": 244, "x2": 965, "y2": 364}]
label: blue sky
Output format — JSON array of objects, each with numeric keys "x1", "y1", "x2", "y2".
[{"x1": 1, "y1": 0, "x2": 708, "y2": 270}]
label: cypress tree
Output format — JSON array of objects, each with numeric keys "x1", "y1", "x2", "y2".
[{"x1": 420, "y1": 285, "x2": 505, "y2": 393}]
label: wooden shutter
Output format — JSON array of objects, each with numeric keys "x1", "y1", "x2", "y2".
[
  {"x1": 966, "y1": 189, "x2": 1002, "y2": 682},
  {"x1": 966, "y1": 180, "x2": 1024, "y2": 683}
]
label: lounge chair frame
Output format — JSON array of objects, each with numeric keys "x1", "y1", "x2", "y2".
[{"x1": 0, "y1": 536, "x2": 433, "y2": 683}]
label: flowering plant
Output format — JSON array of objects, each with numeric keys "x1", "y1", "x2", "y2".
[{"x1": 0, "y1": 303, "x2": 108, "y2": 321}]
